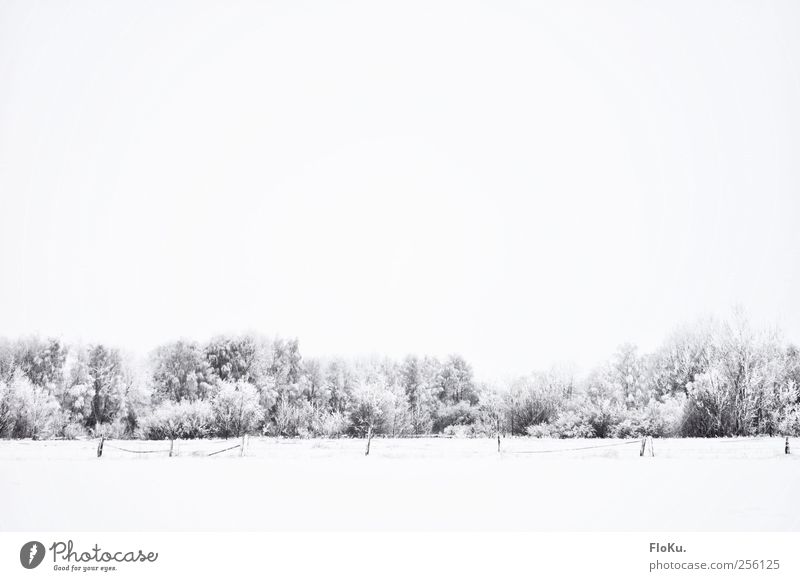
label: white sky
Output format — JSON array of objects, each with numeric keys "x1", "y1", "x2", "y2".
[{"x1": 1, "y1": 1, "x2": 799, "y2": 380}]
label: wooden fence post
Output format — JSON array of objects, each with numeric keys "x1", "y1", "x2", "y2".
[
  {"x1": 240, "y1": 434, "x2": 247, "y2": 457},
  {"x1": 496, "y1": 417, "x2": 501, "y2": 453},
  {"x1": 96, "y1": 436, "x2": 105, "y2": 458},
  {"x1": 365, "y1": 426, "x2": 373, "y2": 456},
  {"x1": 639, "y1": 437, "x2": 646, "y2": 457},
  {"x1": 648, "y1": 436, "x2": 655, "y2": 457},
  {"x1": 169, "y1": 438, "x2": 174, "y2": 458},
  {"x1": 786, "y1": 437, "x2": 791, "y2": 455}
]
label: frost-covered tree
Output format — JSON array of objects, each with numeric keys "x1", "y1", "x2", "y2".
[
  {"x1": 400, "y1": 355, "x2": 436, "y2": 434},
  {"x1": 0, "y1": 339, "x2": 15, "y2": 383},
  {"x1": 325, "y1": 358, "x2": 357, "y2": 415},
  {"x1": 349, "y1": 378, "x2": 393, "y2": 437},
  {"x1": 66, "y1": 345, "x2": 127, "y2": 430},
  {"x1": 385, "y1": 379, "x2": 411, "y2": 437},
  {"x1": 271, "y1": 395, "x2": 311, "y2": 437},
  {"x1": 503, "y1": 373, "x2": 562, "y2": 435},
  {"x1": 608, "y1": 344, "x2": 649, "y2": 408},
  {"x1": 212, "y1": 381, "x2": 264, "y2": 438},
  {"x1": 269, "y1": 338, "x2": 303, "y2": 396},
  {"x1": 436, "y1": 355, "x2": 477, "y2": 405},
  {"x1": 0, "y1": 378, "x2": 16, "y2": 437},
  {"x1": 684, "y1": 315, "x2": 788, "y2": 436},
  {"x1": 300, "y1": 357, "x2": 328, "y2": 408},
  {"x1": 118, "y1": 355, "x2": 152, "y2": 436},
  {"x1": 649, "y1": 320, "x2": 718, "y2": 398},
  {"x1": 151, "y1": 340, "x2": 214, "y2": 403},
  {"x1": 204, "y1": 335, "x2": 260, "y2": 383},
  {"x1": 14, "y1": 337, "x2": 67, "y2": 390},
  {"x1": 11, "y1": 370, "x2": 60, "y2": 439}
]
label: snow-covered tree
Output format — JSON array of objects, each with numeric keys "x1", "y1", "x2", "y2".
[
  {"x1": 212, "y1": 380, "x2": 263, "y2": 438},
  {"x1": 11, "y1": 370, "x2": 60, "y2": 439},
  {"x1": 151, "y1": 340, "x2": 214, "y2": 403}
]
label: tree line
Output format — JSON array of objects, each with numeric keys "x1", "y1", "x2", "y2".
[{"x1": 1, "y1": 313, "x2": 799, "y2": 440}]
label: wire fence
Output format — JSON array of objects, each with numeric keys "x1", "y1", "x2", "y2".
[
  {"x1": 93, "y1": 434, "x2": 794, "y2": 460},
  {"x1": 207, "y1": 443, "x2": 241, "y2": 457},
  {"x1": 97, "y1": 436, "x2": 247, "y2": 458},
  {"x1": 506, "y1": 439, "x2": 642, "y2": 455},
  {"x1": 500, "y1": 435, "x2": 793, "y2": 459},
  {"x1": 104, "y1": 443, "x2": 171, "y2": 455}
]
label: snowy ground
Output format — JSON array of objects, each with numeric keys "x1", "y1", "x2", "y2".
[{"x1": 1, "y1": 437, "x2": 798, "y2": 531}]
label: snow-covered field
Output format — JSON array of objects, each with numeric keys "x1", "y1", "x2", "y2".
[{"x1": 1, "y1": 437, "x2": 798, "y2": 531}]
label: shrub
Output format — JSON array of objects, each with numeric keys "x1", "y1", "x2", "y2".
[
  {"x1": 676, "y1": 394, "x2": 727, "y2": 437},
  {"x1": 270, "y1": 397, "x2": 311, "y2": 437},
  {"x1": 61, "y1": 422, "x2": 89, "y2": 440},
  {"x1": 90, "y1": 419, "x2": 128, "y2": 439},
  {"x1": 442, "y1": 424, "x2": 482, "y2": 438},
  {"x1": 211, "y1": 381, "x2": 264, "y2": 437},
  {"x1": 432, "y1": 401, "x2": 478, "y2": 433},
  {"x1": 525, "y1": 423, "x2": 555, "y2": 438},
  {"x1": 610, "y1": 395, "x2": 686, "y2": 438},
  {"x1": 503, "y1": 375, "x2": 563, "y2": 435},
  {"x1": 526, "y1": 410, "x2": 596, "y2": 438},
  {"x1": 526, "y1": 398, "x2": 615, "y2": 439},
  {"x1": 138, "y1": 400, "x2": 214, "y2": 439},
  {"x1": 312, "y1": 410, "x2": 350, "y2": 438}
]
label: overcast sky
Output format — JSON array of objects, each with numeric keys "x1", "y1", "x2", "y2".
[{"x1": 1, "y1": 1, "x2": 799, "y2": 380}]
